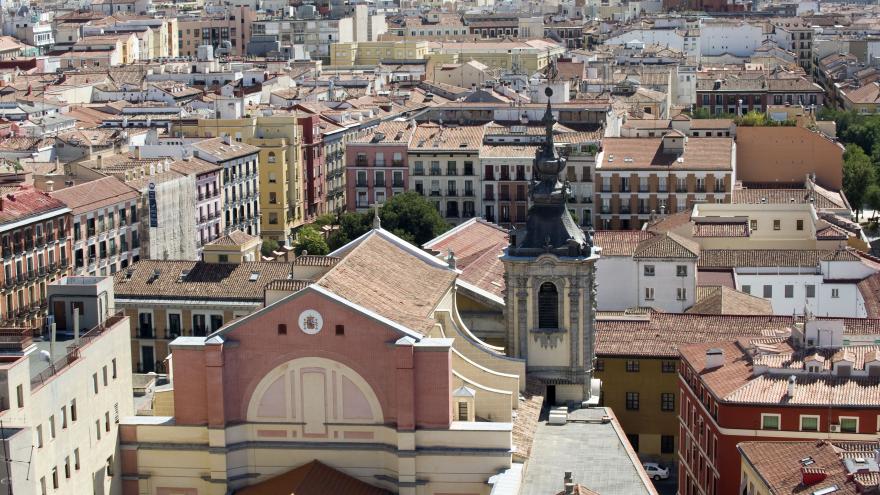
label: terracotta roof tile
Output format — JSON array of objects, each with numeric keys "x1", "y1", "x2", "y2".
[
  {"x1": 738, "y1": 441, "x2": 875, "y2": 495},
  {"x1": 858, "y1": 272, "x2": 880, "y2": 319},
  {"x1": 192, "y1": 137, "x2": 260, "y2": 161},
  {"x1": 318, "y1": 231, "x2": 456, "y2": 333},
  {"x1": 0, "y1": 185, "x2": 69, "y2": 227},
  {"x1": 49, "y1": 176, "x2": 138, "y2": 215},
  {"x1": 698, "y1": 249, "x2": 852, "y2": 268},
  {"x1": 687, "y1": 286, "x2": 772, "y2": 316},
  {"x1": 693, "y1": 222, "x2": 749, "y2": 238},
  {"x1": 423, "y1": 218, "x2": 508, "y2": 298},
  {"x1": 593, "y1": 230, "x2": 655, "y2": 256},
  {"x1": 599, "y1": 137, "x2": 734, "y2": 171},
  {"x1": 632, "y1": 232, "x2": 699, "y2": 258},
  {"x1": 114, "y1": 260, "x2": 292, "y2": 301},
  {"x1": 207, "y1": 230, "x2": 259, "y2": 247},
  {"x1": 236, "y1": 460, "x2": 391, "y2": 495},
  {"x1": 410, "y1": 123, "x2": 484, "y2": 152},
  {"x1": 293, "y1": 255, "x2": 340, "y2": 267},
  {"x1": 733, "y1": 186, "x2": 848, "y2": 209}
]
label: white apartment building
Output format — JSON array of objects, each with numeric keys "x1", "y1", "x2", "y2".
[
  {"x1": 192, "y1": 137, "x2": 261, "y2": 237},
  {"x1": 594, "y1": 231, "x2": 699, "y2": 312},
  {"x1": 0, "y1": 276, "x2": 133, "y2": 495}
]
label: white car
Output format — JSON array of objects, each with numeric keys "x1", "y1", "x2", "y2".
[{"x1": 642, "y1": 462, "x2": 669, "y2": 481}]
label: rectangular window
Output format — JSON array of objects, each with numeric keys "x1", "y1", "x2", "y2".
[
  {"x1": 785, "y1": 285, "x2": 794, "y2": 298},
  {"x1": 742, "y1": 285, "x2": 751, "y2": 294},
  {"x1": 96, "y1": 420, "x2": 101, "y2": 440},
  {"x1": 806, "y1": 284, "x2": 816, "y2": 298},
  {"x1": 71, "y1": 399, "x2": 77, "y2": 421},
  {"x1": 52, "y1": 467, "x2": 58, "y2": 489},
  {"x1": 61, "y1": 406, "x2": 67, "y2": 429},
  {"x1": 93, "y1": 373, "x2": 99, "y2": 394},
  {"x1": 595, "y1": 359, "x2": 604, "y2": 371},
  {"x1": 625, "y1": 392, "x2": 640, "y2": 410},
  {"x1": 773, "y1": 219, "x2": 781, "y2": 230},
  {"x1": 676, "y1": 265, "x2": 688, "y2": 277},
  {"x1": 660, "y1": 435, "x2": 675, "y2": 454},
  {"x1": 763, "y1": 285, "x2": 773, "y2": 298},
  {"x1": 74, "y1": 449, "x2": 80, "y2": 470},
  {"x1": 750, "y1": 219, "x2": 758, "y2": 231},
  {"x1": 64, "y1": 457, "x2": 70, "y2": 478},
  {"x1": 662, "y1": 361, "x2": 676, "y2": 373},
  {"x1": 832, "y1": 289, "x2": 840, "y2": 298},
  {"x1": 661, "y1": 393, "x2": 675, "y2": 411},
  {"x1": 112, "y1": 359, "x2": 117, "y2": 379},
  {"x1": 102, "y1": 365, "x2": 108, "y2": 387},
  {"x1": 36, "y1": 424, "x2": 43, "y2": 447},
  {"x1": 458, "y1": 402, "x2": 468, "y2": 421},
  {"x1": 676, "y1": 288, "x2": 687, "y2": 301},
  {"x1": 761, "y1": 413, "x2": 780, "y2": 430},
  {"x1": 105, "y1": 412, "x2": 110, "y2": 432},
  {"x1": 644, "y1": 265, "x2": 655, "y2": 277},
  {"x1": 626, "y1": 360, "x2": 640, "y2": 372},
  {"x1": 645, "y1": 287, "x2": 654, "y2": 301},
  {"x1": 796, "y1": 219, "x2": 804, "y2": 231},
  {"x1": 840, "y1": 417, "x2": 858, "y2": 433},
  {"x1": 800, "y1": 415, "x2": 819, "y2": 432},
  {"x1": 49, "y1": 415, "x2": 55, "y2": 439},
  {"x1": 16, "y1": 384, "x2": 23, "y2": 407}
]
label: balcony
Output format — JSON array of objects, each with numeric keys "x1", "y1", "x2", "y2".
[
  {"x1": 484, "y1": 193, "x2": 495, "y2": 201},
  {"x1": 26, "y1": 270, "x2": 35, "y2": 281},
  {"x1": 620, "y1": 207, "x2": 632, "y2": 215},
  {"x1": 356, "y1": 180, "x2": 368, "y2": 187},
  {"x1": 485, "y1": 173, "x2": 496, "y2": 181},
  {"x1": 355, "y1": 157, "x2": 369, "y2": 167},
  {"x1": 463, "y1": 189, "x2": 475, "y2": 197},
  {"x1": 695, "y1": 186, "x2": 706, "y2": 193},
  {"x1": 392, "y1": 159, "x2": 404, "y2": 167},
  {"x1": 430, "y1": 168, "x2": 442, "y2": 176},
  {"x1": 430, "y1": 190, "x2": 441, "y2": 197},
  {"x1": 447, "y1": 189, "x2": 457, "y2": 197},
  {"x1": 137, "y1": 327, "x2": 155, "y2": 339},
  {"x1": 375, "y1": 181, "x2": 386, "y2": 188},
  {"x1": 413, "y1": 168, "x2": 424, "y2": 176},
  {"x1": 392, "y1": 181, "x2": 405, "y2": 188}
]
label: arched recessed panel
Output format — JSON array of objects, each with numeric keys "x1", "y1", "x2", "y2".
[{"x1": 247, "y1": 357, "x2": 383, "y2": 424}]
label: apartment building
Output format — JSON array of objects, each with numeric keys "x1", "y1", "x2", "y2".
[
  {"x1": 50, "y1": 176, "x2": 141, "y2": 277},
  {"x1": 177, "y1": 6, "x2": 257, "y2": 58},
  {"x1": 0, "y1": 277, "x2": 133, "y2": 495},
  {"x1": 678, "y1": 317, "x2": 880, "y2": 495},
  {"x1": 169, "y1": 157, "x2": 223, "y2": 256},
  {"x1": 298, "y1": 114, "x2": 326, "y2": 222},
  {"x1": 346, "y1": 120, "x2": 413, "y2": 213},
  {"x1": 178, "y1": 116, "x2": 305, "y2": 245},
  {"x1": 595, "y1": 312, "x2": 811, "y2": 463},
  {"x1": 0, "y1": 186, "x2": 72, "y2": 328},
  {"x1": 114, "y1": 254, "x2": 292, "y2": 372},
  {"x1": 771, "y1": 18, "x2": 815, "y2": 73},
  {"x1": 595, "y1": 132, "x2": 735, "y2": 230},
  {"x1": 695, "y1": 69, "x2": 823, "y2": 115},
  {"x1": 192, "y1": 137, "x2": 261, "y2": 237},
  {"x1": 479, "y1": 144, "x2": 531, "y2": 227},
  {"x1": 409, "y1": 123, "x2": 484, "y2": 224}
]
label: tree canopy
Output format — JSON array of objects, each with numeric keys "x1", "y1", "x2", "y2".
[
  {"x1": 843, "y1": 144, "x2": 875, "y2": 221},
  {"x1": 294, "y1": 225, "x2": 329, "y2": 256},
  {"x1": 326, "y1": 192, "x2": 449, "y2": 250}
]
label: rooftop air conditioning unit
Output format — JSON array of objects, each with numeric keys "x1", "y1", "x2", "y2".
[{"x1": 829, "y1": 424, "x2": 841, "y2": 433}]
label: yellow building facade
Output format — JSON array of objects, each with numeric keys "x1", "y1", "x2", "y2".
[
  {"x1": 330, "y1": 40, "x2": 563, "y2": 74},
  {"x1": 594, "y1": 356, "x2": 681, "y2": 461},
  {"x1": 178, "y1": 116, "x2": 305, "y2": 245}
]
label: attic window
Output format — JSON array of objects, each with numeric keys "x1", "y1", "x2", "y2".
[
  {"x1": 277, "y1": 324, "x2": 287, "y2": 335},
  {"x1": 248, "y1": 271, "x2": 260, "y2": 281},
  {"x1": 336, "y1": 324, "x2": 345, "y2": 336}
]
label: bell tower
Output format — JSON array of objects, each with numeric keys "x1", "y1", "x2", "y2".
[{"x1": 502, "y1": 88, "x2": 601, "y2": 405}]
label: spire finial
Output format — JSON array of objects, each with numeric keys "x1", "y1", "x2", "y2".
[{"x1": 372, "y1": 204, "x2": 381, "y2": 229}]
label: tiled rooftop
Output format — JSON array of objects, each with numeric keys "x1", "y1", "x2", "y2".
[
  {"x1": 687, "y1": 286, "x2": 772, "y2": 316},
  {"x1": 0, "y1": 185, "x2": 69, "y2": 227},
  {"x1": 632, "y1": 232, "x2": 699, "y2": 259},
  {"x1": 592, "y1": 230, "x2": 655, "y2": 256},
  {"x1": 49, "y1": 176, "x2": 139, "y2": 215},
  {"x1": 114, "y1": 260, "x2": 293, "y2": 301},
  {"x1": 692, "y1": 222, "x2": 749, "y2": 238},
  {"x1": 423, "y1": 218, "x2": 508, "y2": 299},
  {"x1": 599, "y1": 137, "x2": 734, "y2": 171}
]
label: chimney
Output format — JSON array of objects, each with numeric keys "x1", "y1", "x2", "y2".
[
  {"x1": 787, "y1": 375, "x2": 796, "y2": 398},
  {"x1": 563, "y1": 472, "x2": 574, "y2": 495},
  {"x1": 705, "y1": 348, "x2": 724, "y2": 369},
  {"x1": 801, "y1": 467, "x2": 827, "y2": 486},
  {"x1": 49, "y1": 322, "x2": 56, "y2": 362},
  {"x1": 45, "y1": 180, "x2": 54, "y2": 192},
  {"x1": 446, "y1": 249, "x2": 456, "y2": 269},
  {"x1": 73, "y1": 306, "x2": 80, "y2": 346},
  {"x1": 96, "y1": 155, "x2": 103, "y2": 169}
]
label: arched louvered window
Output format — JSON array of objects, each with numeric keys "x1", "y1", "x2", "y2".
[{"x1": 538, "y1": 282, "x2": 559, "y2": 329}]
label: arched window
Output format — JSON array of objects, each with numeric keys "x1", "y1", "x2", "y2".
[
  {"x1": 267, "y1": 151, "x2": 276, "y2": 163},
  {"x1": 538, "y1": 282, "x2": 559, "y2": 329}
]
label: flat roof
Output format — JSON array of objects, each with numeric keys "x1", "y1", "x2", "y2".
[{"x1": 519, "y1": 407, "x2": 655, "y2": 495}]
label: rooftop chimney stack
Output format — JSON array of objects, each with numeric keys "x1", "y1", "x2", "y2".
[
  {"x1": 563, "y1": 472, "x2": 574, "y2": 495},
  {"x1": 705, "y1": 348, "x2": 724, "y2": 369},
  {"x1": 787, "y1": 375, "x2": 796, "y2": 398},
  {"x1": 73, "y1": 306, "x2": 80, "y2": 347}
]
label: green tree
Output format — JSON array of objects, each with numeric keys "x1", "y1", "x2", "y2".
[
  {"x1": 380, "y1": 192, "x2": 450, "y2": 245},
  {"x1": 294, "y1": 225, "x2": 329, "y2": 256},
  {"x1": 865, "y1": 184, "x2": 880, "y2": 221},
  {"x1": 260, "y1": 238, "x2": 279, "y2": 258},
  {"x1": 327, "y1": 211, "x2": 372, "y2": 250},
  {"x1": 843, "y1": 144, "x2": 876, "y2": 221},
  {"x1": 736, "y1": 110, "x2": 768, "y2": 127},
  {"x1": 314, "y1": 213, "x2": 338, "y2": 227}
]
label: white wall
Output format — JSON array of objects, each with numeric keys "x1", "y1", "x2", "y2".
[
  {"x1": 737, "y1": 272, "x2": 866, "y2": 317},
  {"x1": 595, "y1": 256, "x2": 637, "y2": 310},
  {"x1": 700, "y1": 22, "x2": 765, "y2": 57},
  {"x1": 636, "y1": 259, "x2": 696, "y2": 312}
]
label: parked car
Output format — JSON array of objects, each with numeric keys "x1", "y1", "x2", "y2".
[{"x1": 642, "y1": 462, "x2": 669, "y2": 481}]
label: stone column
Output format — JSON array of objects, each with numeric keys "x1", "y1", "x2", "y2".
[
  {"x1": 583, "y1": 264, "x2": 597, "y2": 399},
  {"x1": 516, "y1": 276, "x2": 529, "y2": 362},
  {"x1": 568, "y1": 277, "x2": 580, "y2": 373}
]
